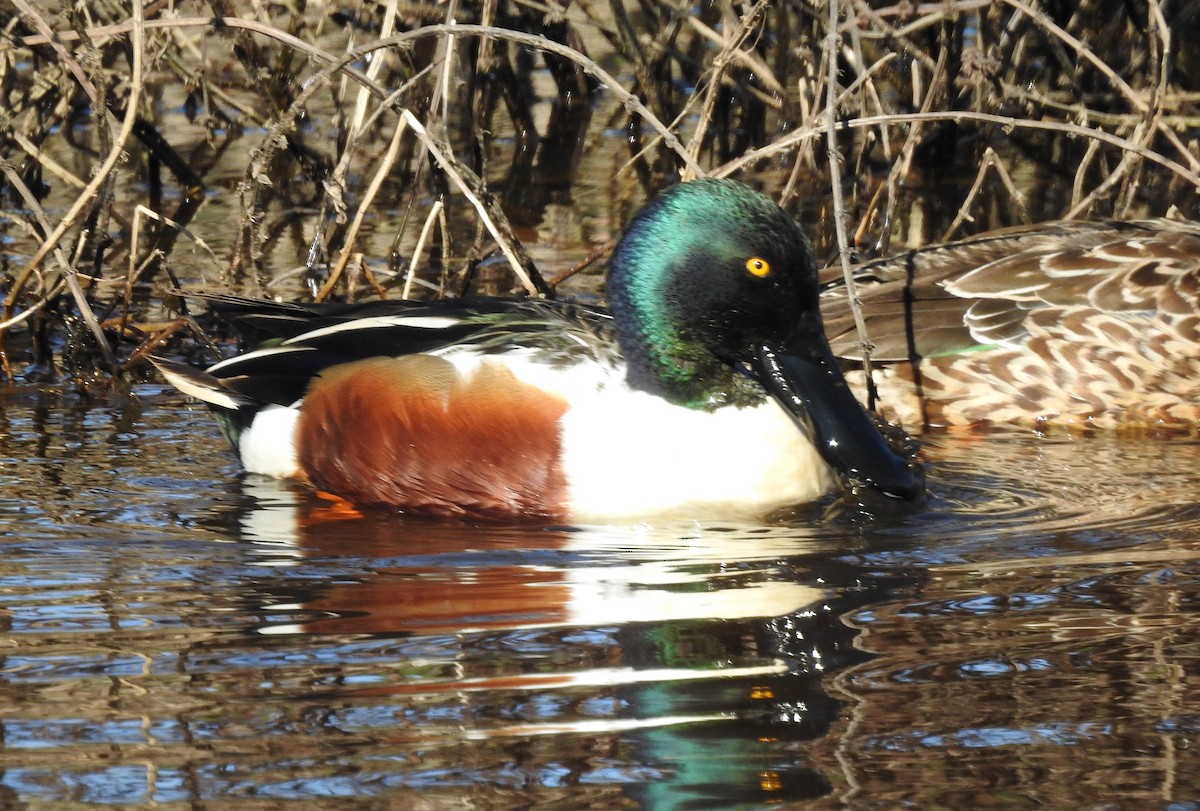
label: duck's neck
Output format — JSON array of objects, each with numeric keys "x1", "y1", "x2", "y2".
[{"x1": 608, "y1": 289, "x2": 758, "y2": 411}]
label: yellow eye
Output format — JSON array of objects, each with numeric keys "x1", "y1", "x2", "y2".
[{"x1": 745, "y1": 256, "x2": 771, "y2": 278}]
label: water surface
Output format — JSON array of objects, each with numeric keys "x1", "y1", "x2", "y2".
[{"x1": 0, "y1": 387, "x2": 1198, "y2": 808}]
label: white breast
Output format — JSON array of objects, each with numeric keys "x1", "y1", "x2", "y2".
[
  {"x1": 559, "y1": 387, "x2": 833, "y2": 520},
  {"x1": 435, "y1": 349, "x2": 834, "y2": 518}
]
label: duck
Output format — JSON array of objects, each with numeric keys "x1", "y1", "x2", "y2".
[
  {"x1": 820, "y1": 217, "x2": 1200, "y2": 430},
  {"x1": 153, "y1": 178, "x2": 920, "y2": 521}
]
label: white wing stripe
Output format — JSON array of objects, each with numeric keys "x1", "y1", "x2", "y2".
[
  {"x1": 208, "y1": 345, "x2": 317, "y2": 374},
  {"x1": 282, "y1": 315, "x2": 462, "y2": 344}
]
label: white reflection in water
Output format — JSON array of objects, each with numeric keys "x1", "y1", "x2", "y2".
[{"x1": 238, "y1": 475, "x2": 827, "y2": 635}]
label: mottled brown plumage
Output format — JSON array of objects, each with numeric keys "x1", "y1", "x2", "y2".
[{"x1": 821, "y1": 219, "x2": 1200, "y2": 429}]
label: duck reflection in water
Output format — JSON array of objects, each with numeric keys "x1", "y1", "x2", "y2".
[{"x1": 224, "y1": 477, "x2": 866, "y2": 809}]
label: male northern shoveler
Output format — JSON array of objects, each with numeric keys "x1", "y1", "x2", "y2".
[
  {"x1": 154, "y1": 178, "x2": 919, "y2": 520},
  {"x1": 821, "y1": 218, "x2": 1200, "y2": 430}
]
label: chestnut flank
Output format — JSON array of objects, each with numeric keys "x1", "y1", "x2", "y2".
[{"x1": 296, "y1": 356, "x2": 569, "y2": 518}]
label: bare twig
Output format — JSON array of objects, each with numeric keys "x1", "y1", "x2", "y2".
[
  {"x1": 825, "y1": 0, "x2": 877, "y2": 405},
  {"x1": 402, "y1": 199, "x2": 445, "y2": 299},
  {"x1": 400, "y1": 109, "x2": 542, "y2": 296},
  {"x1": 130, "y1": 205, "x2": 222, "y2": 281},
  {"x1": 684, "y1": 3, "x2": 781, "y2": 95},
  {"x1": 717, "y1": 110, "x2": 1200, "y2": 191},
  {"x1": 5, "y1": 17, "x2": 706, "y2": 177},
  {"x1": 4, "y1": 0, "x2": 148, "y2": 372},
  {"x1": 1001, "y1": 0, "x2": 1145, "y2": 113},
  {"x1": 684, "y1": 1, "x2": 772, "y2": 178},
  {"x1": 10, "y1": 131, "x2": 87, "y2": 189},
  {"x1": 941, "y1": 147, "x2": 1030, "y2": 239},
  {"x1": 1067, "y1": 122, "x2": 1153, "y2": 220},
  {"x1": 316, "y1": 116, "x2": 410, "y2": 302}
]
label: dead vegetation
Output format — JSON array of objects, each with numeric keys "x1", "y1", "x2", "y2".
[{"x1": 2, "y1": 0, "x2": 1199, "y2": 385}]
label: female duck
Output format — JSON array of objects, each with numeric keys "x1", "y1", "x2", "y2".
[
  {"x1": 821, "y1": 218, "x2": 1200, "y2": 429},
  {"x1": 156, "y1": 179, "x2": 918, "y2": 520}
]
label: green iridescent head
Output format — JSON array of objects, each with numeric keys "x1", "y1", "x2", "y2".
[{"x1": 607, "y1": 178, "x2": 821, "y2": 409}]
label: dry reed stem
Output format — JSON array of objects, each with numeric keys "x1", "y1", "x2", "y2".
[
  {"x1": 33, "y1": 14, "x2": 694, "y2": 296},
  {"x1": 323, "y1": 0, "x2": 403, "y2": 241},
  {"x1": 825, "y1": 0, "x2": 877, "y2": 396},
  {"x1": 863, "y1": 0, "x2": 992, "y2": 19},
  {"x1": 435, "y1": 203, "x2": 451, "y2": 296},
  {"x1": 547, "y1": 239, "x2": 615, "y2": 289},
  {"x1": 602, "y1": 0, "x2": 669, "y2": 126},
  {"x1": 718, "y1": 110, "x2": 1200, "y2": 190},
  {"x1": 363, "y1": 23, "x2": 705, "y2": 176},
  {"x1": 1070, "y1": 138, "x2": 1106, "y2": 212},
  {"x1": 684, "y1": 1, "x2": 771, "y2": 179},
  {"x1": 1067, "y1": 122, "x2": 1153, "y2": 220},
  {"x1": 399, "y1": 109, "x2": 540, "y2": 296},
  {"x1": 316, "y1": 116, "x2": 410, "y2": 302},
  {"x1": 4, "y1": 16, "x2": 705, "y2": 177},
  {"x1": 402, "y1": 199, "x2": 445, "y2": 299},
  {"x1": 349, "y1": 0, "x2": 401, "y2": 140},
  {"x1": 318, "y1": 59, "x2": 438, "y2": 273},
  {"x1": 1000, "y1": 0, "x2": 1196, "y2": 176},
  {"x1": 0, "y1": 297, "x2": 49, "y2": 333},
  {"x1": 845, "y1": 0, "x2": 940, "y2": 71},
  {"x1": 130, "y1": 206, "x2": 222, "y2": 282},
  {"x1": 4, "y1": 1, "x2": 1200, "y2": 384},
  {"x1": 434, "y1": 3, "x2": 457, "y2": 127},
  {"x1": 684, "y1": 3, "x2": 781, "y2": 95},
  {"x1": 7, "y1": 0, "x2": 102, "y2": 104},
  {"x1": 1002, "y1": 0, "x2": 1145, "y2": 113},
  {"x1": 119, "y1": 317, "x2": 191, "y2": 371},
  {"x1": 941, "y1": 147, "x2": 1030, "y2": 239},
  {"x1": 863, "y1": 31, "x2": 950, "y2": 251},
  {"x1": 10, "y1": 131, "x2": 87, "y2": 190},
  {"x1": 4, "y1": 0, "x2": 150, "y2": 373}
]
